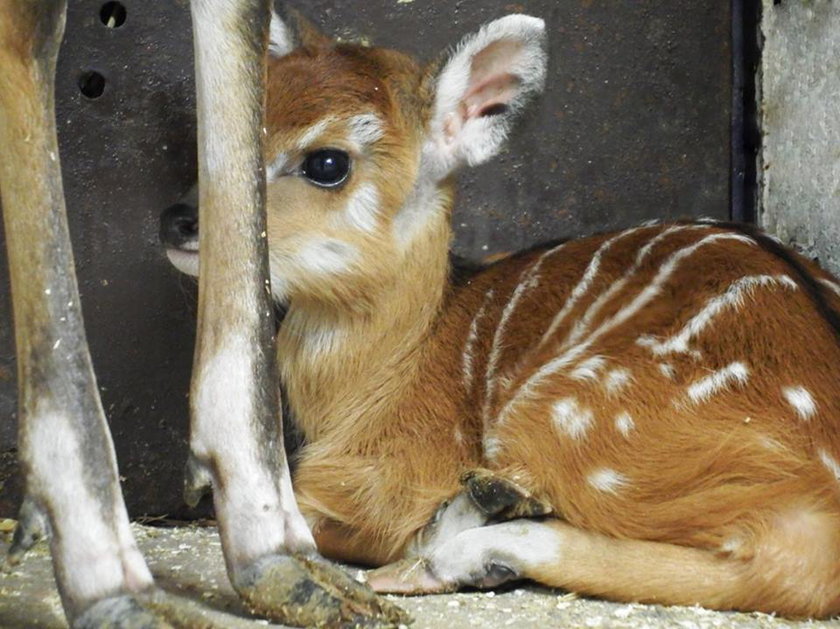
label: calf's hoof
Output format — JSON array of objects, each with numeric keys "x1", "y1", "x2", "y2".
[{"x1": 461, "y1": 468, "x2": 552, "y2": 519}]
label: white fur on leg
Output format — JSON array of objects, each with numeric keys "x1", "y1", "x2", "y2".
[
  {"x1": 27, "y1": 405, "x2": 153, "y2": 603},
  {"x1": 191, "y1": 335, "x2": 316, "y2": 567},
  {"x1": 425, "y1": 520, "x2": 563, "y2": 589}
]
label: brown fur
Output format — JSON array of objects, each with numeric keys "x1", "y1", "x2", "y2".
[{"x1": 258, "y1": 30, "x2": 840, "y2": 619}]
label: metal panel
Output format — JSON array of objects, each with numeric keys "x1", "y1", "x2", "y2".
[{"x1": 0, "y1": 0, "x2": 732, "y2": 516}]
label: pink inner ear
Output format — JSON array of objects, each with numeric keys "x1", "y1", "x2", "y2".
[{"x1": 463, "y1": 39, "x2": 525, "y2": 118}]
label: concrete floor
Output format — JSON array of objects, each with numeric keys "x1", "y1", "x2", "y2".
[{"x1": 0, "y1": 521, "x2": 834, "y2": 628}]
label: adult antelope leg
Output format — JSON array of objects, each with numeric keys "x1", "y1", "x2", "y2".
[
  {"x1": 185, "y1": 0, "x2": 406, "y2": 624},
  {"x1": 0, "y1": 2, "x2": 161, "y2": 626}
]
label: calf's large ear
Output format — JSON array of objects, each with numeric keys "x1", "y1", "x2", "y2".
[
  {"x1": 269, "y1": 6, "x2": 331, "y2": 58},
  {"x1": 423, "y1": 15, "x2": 547, "y2": 180}
]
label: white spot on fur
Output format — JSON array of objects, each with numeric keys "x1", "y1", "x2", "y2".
[
  {"x1": 552, "y1": 398, "x2": 593, "y2": 441},
  {"x1": 818, "y1": 449, "x2": 840, "y2": 482},
  {"x1": 782, "y1": 386, "x2": 817, "y2": 421},
  {"x1": 685, "y1": 362, "x2": 750, "y2": 404},
  {"x1": 347, "y1": 113, "x2": 384, "y2": 149},
  {"x1": 614, "y1": 412, "x2": 635, "y2": 437},
  {"x1": 342, "y1": 183, "x2": 380, "y2": 233},
  {"x1": 570, "y1": 355, "x2": 607, "y2": 382},
  {"x1": 463, "y1": 289, "x2": 494, "y2": 391},
  {"x1": 658, "y1": 363, "x2": 676, "y2": 380},
  {"x1": 604, "y1": 368, "x2": 632, "y2": 395},
  {"x1": 637, "y1": 275, "x2": 797, "y2": 358},
  {"x1": 454, "y1": 427, "x2": 464, "y2": 445},
  {"x1": 587, "y1": 468, "x2": 628, "y2": 494},
  {"x1": 297, "y1": 239, "x2": 357, "y2": 275}
]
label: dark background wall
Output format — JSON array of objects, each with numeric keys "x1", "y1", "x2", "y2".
[{"x1": 0, "y1": 0, "x2": 732, "y2": 517}]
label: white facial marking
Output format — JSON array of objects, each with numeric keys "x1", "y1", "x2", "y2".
[
  {"x1": 570, "y1": 355, "x2": 607, "y2": 382},
  {"x1": 463, "y1": 289, "x2": 494, "y2": 391},
  {"x1": 347, "y1": 113, "x2": 384, "y2": 149},
  {"x1": 614, "y1": 412, "x2": 635, "y2": 437},
  {"x1": 539, "y1": 228, "x2": 640, "y2": 348},
  {"x1": 637, "y1": 274, "x2": 797, "y2": 358},
  {"x1": 587, "y1": 468, "x2": 628, "y2": 494},
  {"x1": 266, "y1": 151, "x2": 291, "y2": 182},
  {"x1": 500, "y1": 232, "x2": 754, "y2": 424},
  {"x1": 166, "y1": 249, "x2": 199, "y2": 277},
  {"x1": 297, "y1": 239, "x2": 357, "y2": 275},
  {"x1": 297, "y1": 118, "x2": 334, "y2": 150},
  {"x1": 552, "y1": 397, "x2": 594, "y2": 441},
  {"x1": 818, "y1": 449, "x2": 840, "y2": 482},
  {"x1": 685, "y1": 361, "x2": 750, "y2": 404},
  {"x1": 342, "y1": 183, "x2": 380, "y2": 233},
  {"x1": 782, "y1": 386, "x2": 817, "y2": 421},
  {"x1": 658, "y1": 362, "x2": 676, "y2": 380},
  {"x1": 604, "y1": 367, "x2": 632, "y2": 395},
  {"x1": 483, "y1": 243, "x2": 566, "y2": 423}
]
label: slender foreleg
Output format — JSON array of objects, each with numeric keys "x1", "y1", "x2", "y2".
[
  {"x1": 0, "y1": 2, "x2": 162, "y2": 626},
  {"x1": 185, "y1": 0, "x2": 406, "y2": 625}
]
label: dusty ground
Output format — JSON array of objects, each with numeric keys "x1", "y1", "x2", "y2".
[{"x1": 0, "y1": 522, "x2": 835, "y2": 628}]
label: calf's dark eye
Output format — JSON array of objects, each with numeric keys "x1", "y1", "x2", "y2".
[{"x1": 302, "y1": 149, "x2": 350, "y2": 188}]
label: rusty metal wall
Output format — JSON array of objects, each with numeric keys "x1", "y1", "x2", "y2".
[{"x1": 0, "y1": 0, "x2": 731, "y2": 517}]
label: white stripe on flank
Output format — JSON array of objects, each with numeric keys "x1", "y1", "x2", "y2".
[
  {"x1": 462, "y1": 289, "x2": 495, "y2": 391},
  {"x1": 782, "y1": 386, "x2": 817, "y2": 421},
  {"x1": 558, "y1": 225, "x2": 712, "y2": 354},
  {"x1": 570, "y1": 355, "x2": 607, "y2": 381},
  {"x1": 483, "y1": 242, "x2": 566, "y2": 423},
  {"x1": 538, "y1": 228, "x2": 641, "y2": 349},
  {"x1": 604, "y1": 367, "x2": 632, "y2": 395},
  {"x1": 686, "y1": 362, "x2": 750, "y2": 404},
  {"x1": 552, "y1": 398, "x2": 594, "y2": 441},
  {"x1": 587, "y1": 468, "x2": 628, "y2": 494},
  {"x1": 483, "y1": 435, "x2": 503, "y2": 462},
  {"x1": 637, "y1": 274, "x2": 797, "y2": 357},
  {"x1": 498, "y1": 232, "x2": 755, "y2": 423},
  {"x1": 818, "y1": 449, "x2": 840, "y2": 482},
  {"x1": 819, "y1": 278, "x2": 840, "y2": 297},
  {"x1": 614, "y1": 412, "x2": 635, "y2": 437}
]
